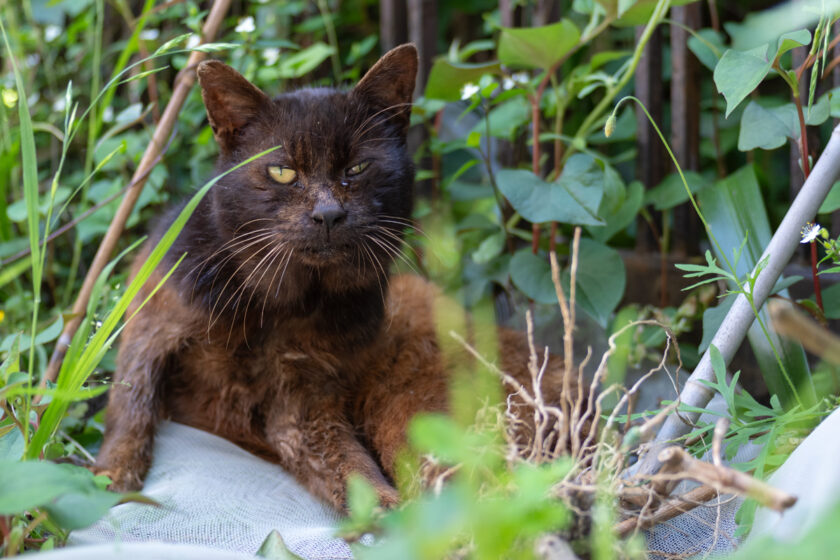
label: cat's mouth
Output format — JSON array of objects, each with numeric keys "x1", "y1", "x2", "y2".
[{"x1": 297, "y1": 243, "x2": 355, "y2": 265}]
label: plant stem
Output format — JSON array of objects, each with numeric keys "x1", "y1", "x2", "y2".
[
  {"x1": 316, "y1": 0, "x2": 342, "y2": 82},
  {"x1": 564, "y1": 0, "x2": 671, "y2": 166},
  {"x1": 812, "y1": 240, "x2": 823, "y2": 310}
]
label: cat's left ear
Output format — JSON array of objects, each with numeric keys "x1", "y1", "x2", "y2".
[
  {"x1": 353, "y1": 44, "x2": 418, "y2": 132},
  {"x1": 196, "y1": 60, "x2": 272, "y2": 153}
]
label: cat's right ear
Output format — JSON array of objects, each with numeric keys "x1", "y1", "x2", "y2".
[{"x1": 196, "y1": 60, "x2": 271, "y2": 153}]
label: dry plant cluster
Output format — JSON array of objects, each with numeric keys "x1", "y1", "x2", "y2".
[{"x1": 454, "y1": 228, "x2": 798, "y2": 557}]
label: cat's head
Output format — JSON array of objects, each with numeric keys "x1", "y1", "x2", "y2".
[{"x1": 194, "y1": 45, "x2": 417, "y2": 290}]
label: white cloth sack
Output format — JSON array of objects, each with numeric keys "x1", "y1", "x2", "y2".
[{"x1": 67, "y1": 421, "x2": 353, "y2": 560}]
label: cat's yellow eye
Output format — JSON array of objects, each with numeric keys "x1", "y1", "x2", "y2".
[
  {"x1": 346, "y1": 161, "x2": 370, "y2": 176},
  {"x1": 268, "y1": 166, "x2": 297, "y2": 184}
]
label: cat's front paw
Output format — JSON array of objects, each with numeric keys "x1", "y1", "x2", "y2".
[{"x1": 92, "y1": 462, "x2": 146, "y2": 492}]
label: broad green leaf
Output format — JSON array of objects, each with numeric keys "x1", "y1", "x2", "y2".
[
  {"x1": 346, "y1": 475, "x2": 379, "y2": 523},
  {"x1": 821, "y1": 283, "x2": 840, "y2": 319},
  {"x1": 687, "y1": 28, "x2": 726, "y2": 72},
  {"x1": 714, "y1": 45, "x2": 773, "y2": 117},
  {"x1": 470, "y1": 95, "x2": 530, "y2": 140},
  {"x1": 408, "y1": 414, "x2": 466, "y2": 463},
  {"x1": 0, "y1": 426, "x2": 24, "y2": 461},
  {"x1": 560, "y1": 238, "x2": 626, "y2": 327},
  {"x1": 776, "y1": 29, "x2": 811, "y2": 57},
  {"x1": 644, "y1": 171, "x2": 711, "y2": 211},
  {"x1": 699, "y1": 165, "x2": 814, "y2": 409},
  {"x1": 738, "y1": 101, "x2": 794, "y2": 151},
  {"x1": 496, "y1": 154, "x2": 605, "y2": 226},
  {"x1": 257, "y1": 530, "x2": 304, "y2": 560},
  {"x1": 739, "y1": 96, "x2": 830, "y2": 151},
  {"x1": 509, "y1": 249, "x2": 557, "y2": 305},
  {"x1": 587, "y1": 180, "x2": 643, "y2": 243},
  {"x1": 0, "y1": 316, "x2": 63, "y2": 353},
  {"x1": 472, "y1": 231, "x2": 505, "y2": 264},
  {"x1": 277, "y1": 42, "x2": 334, "y2": 78},
  {"x1": 0, "y1": 461, "x2": 121, "y2": 530},
  {"x1": 818, "y1": 181, "x2": 840, "y2": 214},
  {"x1": 425, "y1": 59, "x2": 501, "y2": 101},
  {"x1": 498, "y1": 20, "x2": 580, "y2": 70}
]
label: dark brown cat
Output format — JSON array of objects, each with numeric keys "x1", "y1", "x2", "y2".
[{"x1": 96, "y1": 44, "x2": 568, "y2": 511}]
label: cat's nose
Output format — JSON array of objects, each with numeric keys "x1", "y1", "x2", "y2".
[{"x1": 311, "y1": 201, "x2": 347, "y2": 231}]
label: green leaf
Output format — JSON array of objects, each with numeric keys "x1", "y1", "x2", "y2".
[
  {"x1": 644, "y1": 171, "x2": 710, "y2": 211},
  {"x1": 560, "y1": 238, "x2": 626, "y2": 327},
  {"x1": 346, "y1": 475, "x2": 379, "y2": 524},
  {"x1": 471, "y1": 95, "x2": 530, "y2": 140},
  {"x1": 821, "y1": 283, "x2": 840, "y2": 319},
  {"x1": 509, "y1": 249, "x2": 557, "y2": 304},
  {"x1": 496, "y1": 154, "x2": 606, "y2": 226},
  {"x1": 587, "y1": 180, "x2": 643, "y2": 243},
  {"x1": 714, "y1": 45, "x2": 773, "y2": 117},
  {"x1": 425, "y1": 59, "x2": 500, "y2": 101},
  {"x1": 256, "y1": 530, "x2": 304, "y2": 560},
  {"x1": 0, "y1": 426, "x2": 24, "y2": 461},
  {"x1": 277, "y1": 42, "x2": 334, "y2": 78},
  {"x1": 738, "y1": 101, "x2": 794, "y2": 151},
  {"x1": 776, "y1": 29, "x2": 811, "y2": 57},
  {"x1": 472, "y1": 231, "x2": 505, "y2": 264},
  {"x1": 0, "y1": 461, "x2": 121, "y2": 529},
  {"x1": 408, "y1": 414, "x2": 466, "y2": 463},
  {"x1": 687, "y1": 28, "x2": 726, "y2": 72},
  {"x1": 818, "y1": 181, "x2": 840, "y2": 214},
  {"x1": 498, "y1": 20, "x2": 581, "y2": 70}
]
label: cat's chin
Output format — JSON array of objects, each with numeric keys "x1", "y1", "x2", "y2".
[{"x1": 296, "y1": 244, "x2": 355, "y2": 267}]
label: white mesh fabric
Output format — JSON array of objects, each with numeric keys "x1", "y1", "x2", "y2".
[{"x1": 68, "y1": 421, "x2": 353, "y2": 559}]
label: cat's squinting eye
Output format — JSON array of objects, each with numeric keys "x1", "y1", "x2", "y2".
[
  {"x1": 267, "y1": 166, "x2": 297, "y2": 184},
  {"x1": 346, "y1": 161, "x2": 370, "y2": 176}
]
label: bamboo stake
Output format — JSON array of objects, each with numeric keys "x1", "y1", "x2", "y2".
[
  {"x1": 41, "y1": 0, "x2": 233, "y2": 388},
  {"x1": 635, "y1": 124, "x2": 840, "y2": 477}
]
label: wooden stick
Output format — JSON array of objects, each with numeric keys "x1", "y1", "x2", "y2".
[
  {"x1": 615, "y1": 484, "x2": 720, "y2": 537},
  {"x1": 41, "y1": 0, "x2": 233, "y2": 389}
]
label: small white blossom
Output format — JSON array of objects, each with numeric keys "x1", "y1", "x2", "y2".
[
  {"x1": 140, "y1": 29, "x2": 160, "y2": 40},
  {"x1": 502, "y1": 77, "x2": 515, "y2": 90},
  {"x1": 186, "y1": 34, "x2": 201, "y2": 49},
  {"x1": 52, "y1": 96, "x2": 66, "y2": 113},
  {"x1": 102, "y1": 106, "x2": 114, "y2": 123},
  {"x1": 25, "y1": 54, "x2": 40, "y2": 68},
  {"x1": 801, "y1": 222, "x2": 821, "y2": 244},
  {"x1": 44, "y1": 25, "x2": 61, "y2": 42},
  {"x1": 460, "y1": 83, "x2": 479, "y2": 100},
  {"x1": 511, "y1": 71, "x2": 529, "y2": 84},
  {"x1": 262, "y1": 47, "x2": 280, "y2": 65},
  {"x1": 27, "y1": 92, "x2": 39, "y2": 106},
  {"x1": 235, "y1": 16, "x2": 255, "y2": 33}
]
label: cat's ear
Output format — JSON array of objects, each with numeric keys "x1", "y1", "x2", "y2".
[
  {"x1": 353, "y1": 44, "x2": 418, "y2": 132},
  {"x1": 196, "y1": 60, "x2": 271, "y2": 152}
]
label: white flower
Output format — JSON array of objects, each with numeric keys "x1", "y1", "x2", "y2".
[
  {"x1": 511, "y1": 71, "x2": 529, "y2": 84},
  {"x1": 460, "y1": 83, "x2": 479, "y2": 100},
  {"x1": 44, "y1": 25, "x2": 61, "y2": 42},
  {"x1": 25, "y1": 54, "x2": 40, "y2": 68},
  {"x1": 235, "y1": 16, "x2": 255, "y2": 33},
  {"x1": 502, "y1": 77, "x2": 515, "y2": 90},
  {"x1": 801, "y1": 222, "x2": 821, "y2": 244},
  {"x1": 140, "y1": 29, "x2": 160, "y2": 40},
  {"x1": 102, "y1": 106, "x2": 114, "y2": 123},
  {"x1": 52, "y1": 96, "x2": 66, "y2": 113},
  {"x1": 186, "y1": 34, "x2": 201, "y2": 49},
  {"x1": 262, "y1": 47, "x2": 280, "y2": 65}
]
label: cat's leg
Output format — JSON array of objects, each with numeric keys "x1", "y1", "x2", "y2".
[
  {"x1": 95, "y1": 283, "x2": 187, "y2": 491},
  {"x1": 264, "y1": 391, "x2": 399, "y2": 512}
]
